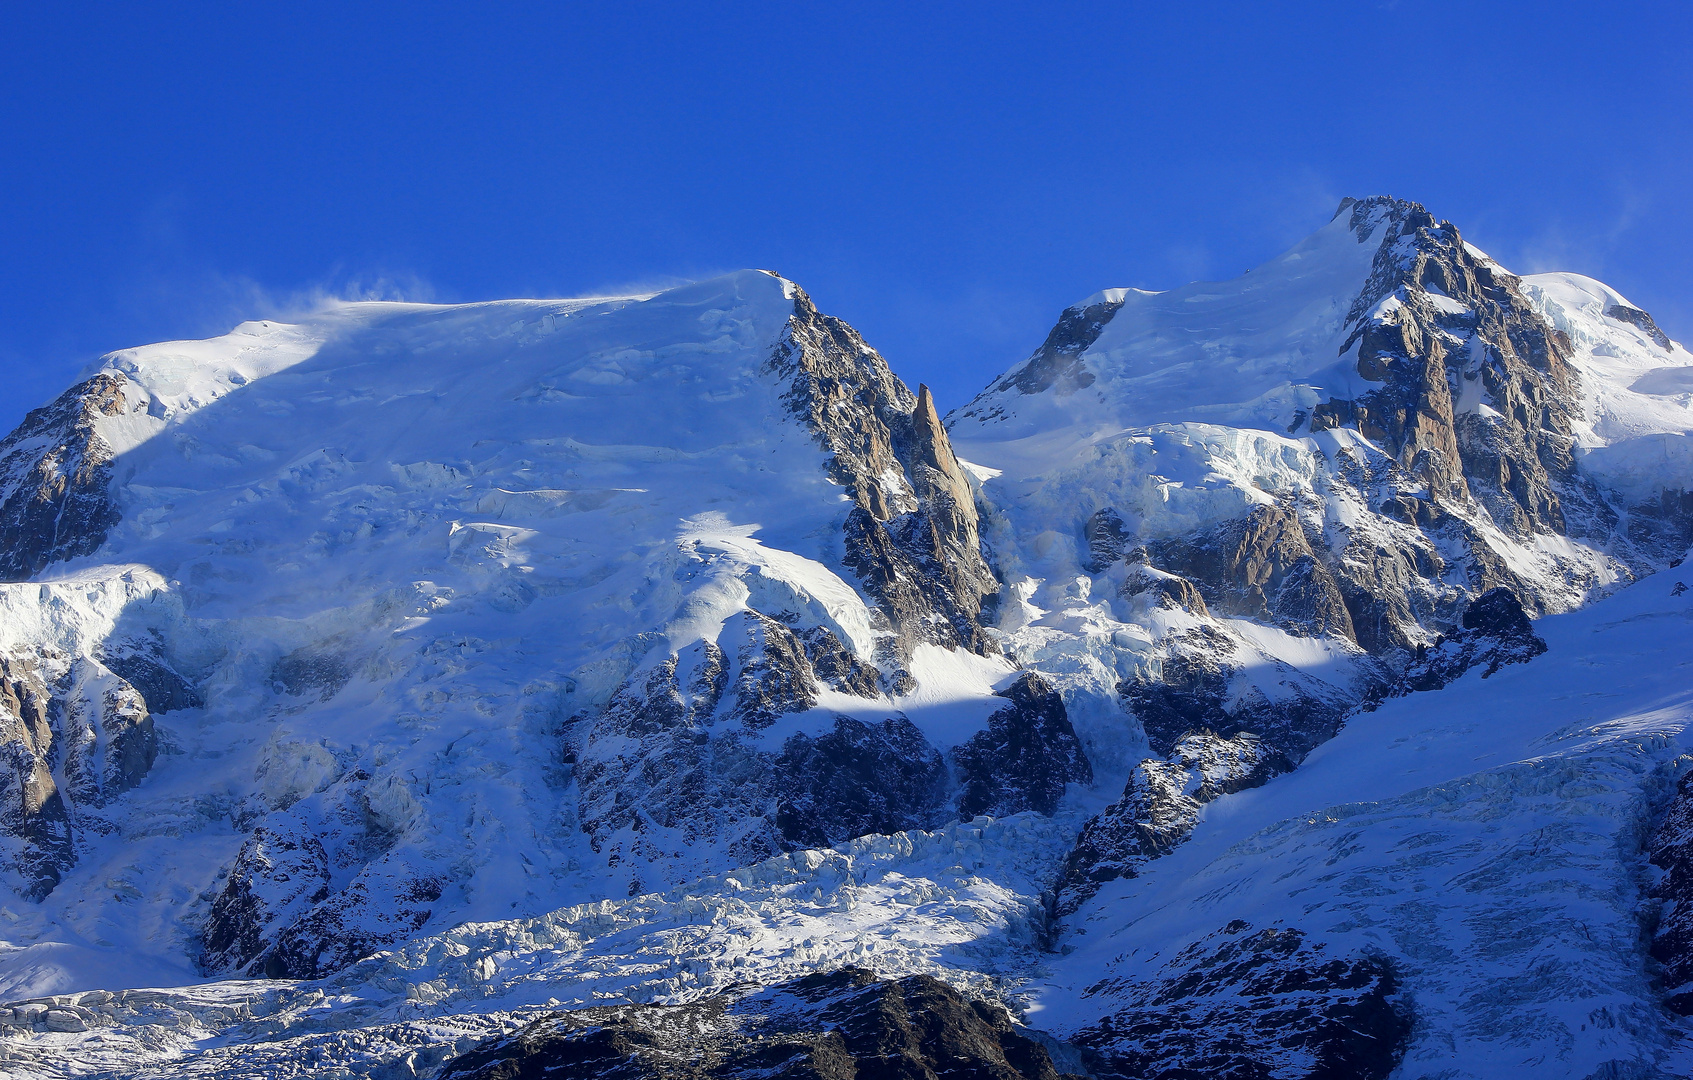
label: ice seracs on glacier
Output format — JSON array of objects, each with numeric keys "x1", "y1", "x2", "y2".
[{"x1": 3, "y1": 199, "x2": 1693, "y2": 1078}]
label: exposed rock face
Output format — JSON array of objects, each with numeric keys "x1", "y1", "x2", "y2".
[
  {"x1": 573, "y1": 621, "x2": 1098, "y2": 896},
  {"x1": 1119, "y1": 625, "x2": 1356, "y2": 766},
  {"x1": 954, "y1": 672, "x2": 1092, "y2": 819},
  {"x1": 0, "y1": 373, "x2": 128, "y2": 582},
  {"x1": 1083, "y1": 508, "x2": 1132, "y2": 574},
  {"x1": 0, "y1": 651, "x2": 160, "y2": 900},
  {"x1": 200, "y1": 814, "x2": 332, "y2": 976},
  {"x1": 1118, "y1": 561, "x2": 1208, "y2": 616},
  {"x1": 1387, "y1": 586, "x2": 1547, "y2": 696},
  {"x1": 0, "y1": 656, "x2": 74, "y2": 900},
  {"x1": 1605, "y1": 303, "x2": 1673, "y2": 352},
  {"x1": 1055, "y1": 731, "x2": 1288, "y2": 915},
  {"x1": 1306, "y1": 198, "x2": 1686, "y2": 636},
  {"x1": 1072, "y1": 921, "x2": 1411, "y2": 1080},
  {"x1": 574, "y1": 610, "x2": 958, "y2": 881},
  {"x1": 774, "y1": 715, "x2": 947, "y2": 851},
  {"x1": 438, "y1": 967, "x2": 1090, "y2": 1080},
  {"x1": 201, "y1": 770, "x2": 445, "y2": 980},
  {"x1": 96, "y1": 633, "x2": 202, "y2": 714},
  {"x1": 796, "y1": 625, "x2": 880, "y2": 699},
  {"x1": 1649, "y1": 767, "x2": 1693, "y2": 1016},
  {"x1": 771, "y1": 287, "x2": 997, "y2": 657},
  {"x1": 256, "y1": 854, "x2": 443, "y2": 979},
  {"x1": 992, "y1": 295, "x2": 1126, "y2": 399},
  {"x1": 1323, "y1": 197, "x2": 1580, "y2": 534},
  {"x1": 57, "y1": 657, "x2": 157, "y2": 807},
  {"x1": 1150, "y1": 503, "x2": 1355, "y2": 642},
  {"x1": 575, "y1": 621, "x2": 808, "y2": 882}
]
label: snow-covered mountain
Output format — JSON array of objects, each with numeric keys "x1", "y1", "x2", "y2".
[{"x1": 3, "y1": 198, "x2": 1693, "y2": 1079}]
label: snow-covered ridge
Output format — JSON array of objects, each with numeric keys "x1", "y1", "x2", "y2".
[{"x1": 1523, "y1": 271, "x2": 1693, "y2": 500}]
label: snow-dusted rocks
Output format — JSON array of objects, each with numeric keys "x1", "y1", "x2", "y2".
[
  {"x1": 1069, "y1": 921, "x2": 1409, "y2": 1080},
  {"x1": 774, "y1": 290, "x2": 997, "y2": 660},
  {"x1": 437, "y1": 967, "x2": 1090, "y2": 1080},
  {"x1": 199, "y1": 814, "x2": 330, "y2": 976},
  {"x1": 1651, "y1": 768, "x2": 1693, "y2": 1017},
  {"x1": 0, "y1": 656, "x2": 75, "y2": 900},
  {"x1": 1388, "y1": 585, "x2": 1547, "y2": 696},
  {"x1": 1054, "y1": 730, "x2": 1289, "y2": 915},
  {"x1": 955, "y1": 672, "x2": 1092, "y2": 820},
  {"x1": 0, "y1": 636, "x2": 166, "y2": 901}
]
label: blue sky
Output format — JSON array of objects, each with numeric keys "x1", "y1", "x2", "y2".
[{"x1": 2, "y1": 1, "x2": 1688, "y2": 431}]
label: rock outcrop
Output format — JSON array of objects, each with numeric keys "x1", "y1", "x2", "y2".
[
  {"x1": 200, "y1": 814, "x2": 332, "y2": 976},
  {"x1": 0, "y1": 651, "x2": 159, "y2": 900},
  {"x1": 773, "y1": 715, "x2": 948, "y2": 851},
  {"x1": 1118, "y1": 625, "x2": 1357, "y2": 766},
  {"x1": 438, "y1": 967, "x2": 1091, "y2": 1080},
  {"x1": 1149, "y1": 503, "x2": 1355, "y2": 642},
  {"x1": 772, "y1": 287, "x2": 997, "y2": 659},
  {"x1": 574, "y1": 619, "x2": 825, "y2": 883},
  {"x1": 57, "y1": 657, "x2": 157, "y2": 807},
  {"x1": 574, "y1": 608, "x2": 1083, "y2": 885},
  {"x1": 255, "y1": 854, "x2": 443, "y2": 979},
  {"x1": 1385, "y1": 586, "x2": 1547, "y2": 697},
  {"x1": 0, "y1": 656, "x2": 75, "y2": 900},
  {"x1": 1650, "y1": 767, "x2": 1693, "y2": 1016},
  {"x1": 1055, "y1": 731, "x2": 1289, "y2": 914},
  {"x1": 0, "y1": 373, "x2": 128, "y2": 582},
  {"x1": 1072, "y1": 921, "x2": 1411, "y2": 1080},
  {"x1": 954, "y1": 672, "x2": 1092, "y2": 819},
  {"x1": 990, "y1": 293, "x2": 1126, "y2": 399},
  {"x1": 201, "y1": 783, "x2": 444, "y2": 979},
  {"x1": 1118, "y1": 561, "x2": 1209, "y2": 616}
]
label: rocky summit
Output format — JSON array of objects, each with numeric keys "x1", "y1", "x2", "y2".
[{"x1": 2, "y1": 199, "x2": 1693, "y2": 1078}]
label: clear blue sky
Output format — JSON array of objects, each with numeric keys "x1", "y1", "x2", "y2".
[{"x1": 3, "y1": 2, "x2": 1688, "y2": 432}]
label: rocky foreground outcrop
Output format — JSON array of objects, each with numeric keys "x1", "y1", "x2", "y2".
[
  {"x1": 1072, "y1": 921, "x2": 1411, "y2": 1080},
  {"x1": 438, "y1": 967, "x2": 1092, "y2": 1080}
]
